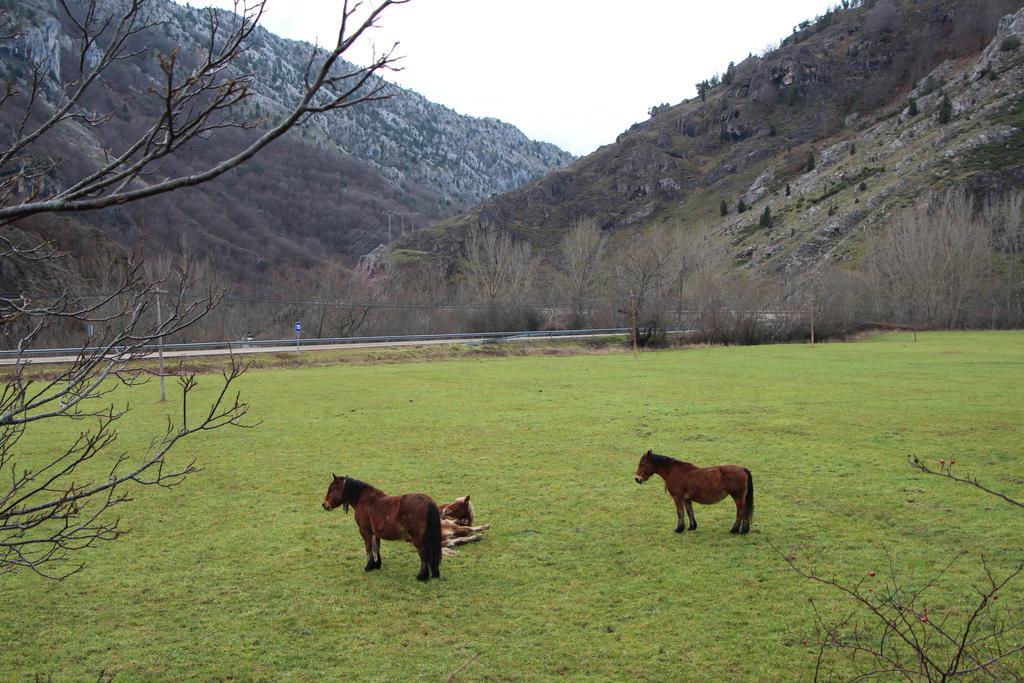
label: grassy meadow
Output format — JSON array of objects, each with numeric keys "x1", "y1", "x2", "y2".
[{"x1": 3, "y1": 332, "x2": 1023, "y2": 680}]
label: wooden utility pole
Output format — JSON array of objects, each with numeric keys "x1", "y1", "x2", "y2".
[
  {"x1": 155, "y1": 289, "x2": 166, "y2": 402},
  {"x1": 630, "y1": 291, "x2": 638, "y2": 355},
  {"x1": 809, "y1": 292, "x2": 815, "y2": 346}
]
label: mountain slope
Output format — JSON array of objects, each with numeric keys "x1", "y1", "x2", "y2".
[
  {"x1": 403, "y1": 0, "x2": 1024, "y2": 275},
  {"x1": 0, "y1": 0, "x2": 572, "y2": 292}
]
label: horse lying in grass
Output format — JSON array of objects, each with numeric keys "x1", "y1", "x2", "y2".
[
  {"x1": 439, "y1": 495, "x2": 475, "y2": 525},
  {"x1": 634, "y1": 450, "x2": 754, "y2": 534},
  {"x1": 438, "y1": 495, "x2": 490, "y2": 554},
  {"x1": 322, "y1": 474, "x2": 442, "y2": 581}
]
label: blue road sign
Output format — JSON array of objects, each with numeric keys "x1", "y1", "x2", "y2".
[{"x1": 295, "y1": 321, "x2": 302, "y2": 333}]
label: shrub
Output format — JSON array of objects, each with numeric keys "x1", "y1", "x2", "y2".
[
  {"x1": 908, "y1": 97, "x2": 919, "y2": 116},
  {"x1": 759, "y1": 206, "x2": 773, "y2": 228},
  {"x1": 1001, "y1": 35, "x2": 1021, "y2": 52},
  {"x1": 738, "y1": 198, "x2": 748, "y2": 213},
  {"x1": 720, "y1": 200, "x2": 729, "y2": 217}
]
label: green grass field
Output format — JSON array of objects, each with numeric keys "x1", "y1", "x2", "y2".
[{"x1": 4, "y1": 332, "x2": 1023, "y2": 680}]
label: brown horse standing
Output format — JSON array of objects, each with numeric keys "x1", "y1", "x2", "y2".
[
  {"x1": 322, "y1": 474, "x2": 442, "y2": 581},
  {"x1": 634, "y1": 450, "x2": 754, "y2": 534}
]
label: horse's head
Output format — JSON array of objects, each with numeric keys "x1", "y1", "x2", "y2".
[
  {"x1": 322, "y1": 473, "x2": 350, "y2": 512},
  {"x1": 441, "y1": 495, "x2": 474, "y2": 525},
  {"x1": 635, "y1": 449, "x2": 656, "y2": 484}
]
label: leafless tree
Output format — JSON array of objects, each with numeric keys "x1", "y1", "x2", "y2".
[
  {"x1": 798, "y1": 265, "x2": 871, "y2": 342},
  {"x1": 0, "y1": 257, "x2": 255, "y2": 579},
  {"x1": 985, "y1": 191, "x2": 1024, "y2": 327},
  {"x1": 310, "y1": 261, "x2": 380, "y2": 338},
  {"x1": 613, "y1": 228, "x2": 678, "y2": 345},
  {"x1": 0, "y1": 0, "x2": 407, "y2": 222},
  {"x1": 868, "y1": 190, "x2": 994, "y2": 329},
  {"x1": 556, "y1": 217, "x2": 607, "y2": 328},
  {"x1": 673, "y1": 229, "x2": 730, "y2": 342},
  {"x1": 0, "y1": 0, "x2": 410, "y2": 579},
  {"x1": 778, "y1": 457, "x2": 1024, "y2": 681},
  {"x1": 461, "y1": 224, "x2": 538, "y2": 330}
]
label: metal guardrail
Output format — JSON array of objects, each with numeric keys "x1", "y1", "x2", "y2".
[{"x1": 0, "y1": 328, "x2": 632, "y2": 358}]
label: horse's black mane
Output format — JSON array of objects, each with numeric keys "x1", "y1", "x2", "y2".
[
  {"x1": 341, "y1": 477, "x2": 373, "y2": 504},
  {"x1": 648, "y1": 452, "x2": 695, "y2": 468}
]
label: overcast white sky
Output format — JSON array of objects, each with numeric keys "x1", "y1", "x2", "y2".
[{"x1": 190, "y1": 1, "x2": 838, "y2": 156}]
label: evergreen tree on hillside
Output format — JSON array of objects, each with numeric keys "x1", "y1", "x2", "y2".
[
  {"x1": 723, "y1": 61, "x2": 736, "y2": 86},
  {"x1": 760, "y1": 206, "x2": 773, "y2": 228},
  {"x1": 938, "y1": 93, "x2": 953, "y2": 124}
]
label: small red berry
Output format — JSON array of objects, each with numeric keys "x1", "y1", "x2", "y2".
[
  {"x1": 939, "y1": 459, "x2": 945, "y2": 465},
  {"x1": 868, "y1": 571, "x2": 876, "y2": 577},
  {"x1": 920, "y1": 615, "x2": 929, "y2": 623}
]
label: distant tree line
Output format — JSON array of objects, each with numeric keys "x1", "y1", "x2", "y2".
[{"x1": 20, "y1": 186, "x2": 1024, "y2": 351}]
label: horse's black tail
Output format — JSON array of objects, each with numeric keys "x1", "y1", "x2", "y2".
[
  {"x1": 425, "y1": 501, "x2": 442, "y2": 578},
  {"x1": 743, "y1": 468, "x2": 754, "y2": 520}
]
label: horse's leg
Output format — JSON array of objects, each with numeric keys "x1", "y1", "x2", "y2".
[
  {"x1": 674, "y1": 498, "x2": 686, "y2": 533},
  {"x1": 413, "y1": 539, "x2": 430, "y2": 581},
  {"x1": 683, "y1": 499, "x2": 697, "y2": 531},
  {"x1": 730, "y1": 493, "x2": 743, "y2": 534},
  {"x1": 372, "y1": 536, "x2": 382, "y2": 569},
  {"x1": 360, "y1": 526, "x2": 378, "y2": 572},
  {"x1": 446, "y1": 534, "x2": 482, "y2": 546},
  {"x1": 446, "y1": 522, "x2": 491, "y2": 538}
]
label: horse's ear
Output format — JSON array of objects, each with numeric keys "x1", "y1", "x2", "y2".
[
  {"x1": 645, "y1": 449, "x2": 652, "y2": 457},
  {"x1": 332, "y1": 472, "x2": 338, "y2": 480},
  {"x1": 464, "y1": 495, "x2": 470, "y2": 502}
]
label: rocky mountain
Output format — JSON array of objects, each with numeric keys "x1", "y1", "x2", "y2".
[
  {"x1": 0, "y1": 0, "x2": 572, "y2": 292},
  {"x1": 402, "y1": 0, "x2": 1024, "y2": 276}
]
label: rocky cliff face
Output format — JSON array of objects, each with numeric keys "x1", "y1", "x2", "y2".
[
  {"x1": 144, "y1": 1, "x2": 573, "y2": 207},
  {"x1": 406, "y1": 0, "x2": 1024, "y2": 276},
  {"x1": 0, "y1": 0, "x2": 572, "y2": 290}
]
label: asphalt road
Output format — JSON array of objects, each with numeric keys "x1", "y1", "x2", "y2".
[{"x1": 0, "y1": 332, "x2": 626, "y2": 366}]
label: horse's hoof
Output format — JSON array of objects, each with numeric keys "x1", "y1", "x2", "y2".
[
  {"x1": 674, "y1": 527, "x2": 685, "y2": 533},
  {"x1": 364, "y1": 565, "x2": 375, "y2": 572},
  {"x1": 740, "y1": 528, "x2": 750, "y2": 535},
  {"x1": 416, "y1": 572, "x2": 429, "y2": 581},
  {"x1": 689, "y1": 525, "x2": 697, "y2": 531},
  {"x1": 730, "y1": 528, "x2": 740, "y2": 534}
]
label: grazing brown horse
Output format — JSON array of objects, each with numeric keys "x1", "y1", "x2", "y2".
[
  {"x1": 322, "y1": 474, "x2": 442, "y2": 581},
  {"x1": 634, "y1": 450, "x2": 754, "y2": 534}
]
